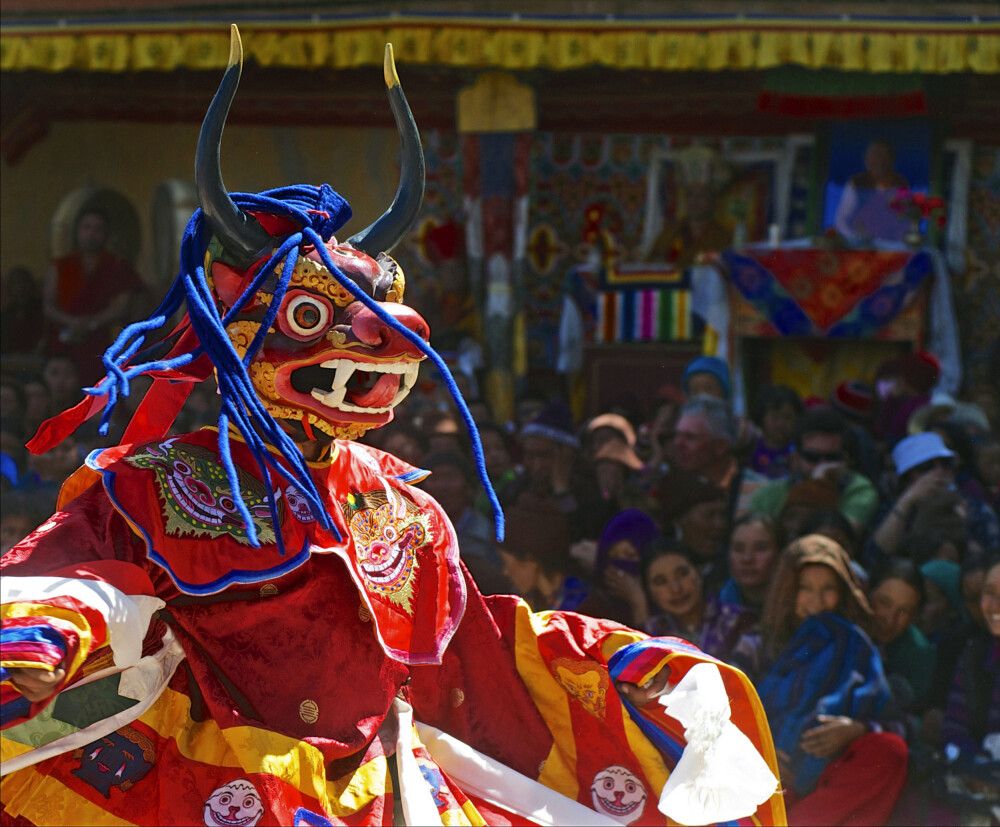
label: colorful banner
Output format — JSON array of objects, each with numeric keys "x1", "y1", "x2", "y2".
[
  {"x1": 757, "y1": 68, "x2": 928, "y2": 118},
  {"x1": 567, "y1": 263, "x2": 698, "y2": 346},
  {"x1": 723, "y1": 247, "x2": 934, "y2": 337},
  {"x1": 596, "y1": 287, "x2": 694, "y2": 344}
]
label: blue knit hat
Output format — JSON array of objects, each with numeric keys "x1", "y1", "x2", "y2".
[{"x1": 682, "y1": 356, "x2": 731, "y2": 399}]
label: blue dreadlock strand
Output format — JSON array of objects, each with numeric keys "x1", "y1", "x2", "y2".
[
  {"x1": 304, "y1": 227, "x2": 506, "y2": 542},
  {"x1": 241, "y1": 236, "x2": 299, "y2": 366}
]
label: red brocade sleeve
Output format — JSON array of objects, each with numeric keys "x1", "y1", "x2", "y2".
[{"x1": 1, "y1": 479, "x2": 157, "y2": 582}]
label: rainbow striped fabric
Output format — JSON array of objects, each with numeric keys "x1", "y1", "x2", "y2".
[
  {"x1": 2, "y1": 595, "x2": 786, "y2": 826},
  {"x1": 595, "y1": 287, "x2": 694, "y2": 344},
  {"x1": 566, "y1": 262, "x2": 700, "y2": 346},
  {"x1": 1, "y1": 595, "x2": 109, "y2": 729}
]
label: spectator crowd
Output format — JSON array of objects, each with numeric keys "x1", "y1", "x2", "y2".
[
  {"x1": 2, "y1": 242, "x2": 999, "y2": 823},
  {"x1": 364, "y1": 349, "x2": 1000, "y2": 825}
]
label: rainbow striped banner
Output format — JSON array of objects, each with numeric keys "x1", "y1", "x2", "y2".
[{"x1": 596, "y1": 288, "x2": 694, "y2": 344}]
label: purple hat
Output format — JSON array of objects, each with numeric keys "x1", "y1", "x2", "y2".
[
  {"x1": 892, "y1": 431, "x2": 955, "y2": 477},
  {"x1": 594, "y1": 509, "x2": 661, "y2": 578}
]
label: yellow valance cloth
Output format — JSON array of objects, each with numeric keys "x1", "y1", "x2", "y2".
[{"x1": 1, "y1": 16, "x2": 998, "y2": 74}]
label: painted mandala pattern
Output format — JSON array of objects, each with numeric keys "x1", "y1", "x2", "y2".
[
  {"x1": 125, "y1": 439, "x2": 277, "y2": 546},
  {"x1": 342, "y1": 489, "x2": 429, "y2": 614}
]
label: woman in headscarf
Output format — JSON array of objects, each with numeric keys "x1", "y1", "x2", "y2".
[{"x1": 731, "y1": 535, "x2": 908, "y2": 826}]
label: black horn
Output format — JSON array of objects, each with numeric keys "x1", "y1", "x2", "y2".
[
  {"x1": 348, "y1": 44, "x2": 426, "y2": 256},
  {"x1": 195, "y1": 25, "x2": 272, "y2": 267}
]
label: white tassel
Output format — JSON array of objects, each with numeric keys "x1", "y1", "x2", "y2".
[{"x1": 657, "y1": 663, "x2": 778, "y2": 825}]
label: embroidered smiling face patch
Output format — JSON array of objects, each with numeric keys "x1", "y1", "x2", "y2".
[
  {"x1": 590, "y1": 765, "x2": 648, "y2": 824},
  {"x1": 203, "y1": 779, "x2": 264, "y2": 827}
]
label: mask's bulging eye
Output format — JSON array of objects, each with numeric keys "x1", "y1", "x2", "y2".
[
  {"x1": 280, "y1": 290, "x2": 332, "y2": 340},
  {"x1": 292, "y1": 299, "x2": 323, "y2": 330}
]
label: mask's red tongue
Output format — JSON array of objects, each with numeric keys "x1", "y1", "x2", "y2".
[{"x1": 349, "y1": 373, "x2": 400, "y2": 408}]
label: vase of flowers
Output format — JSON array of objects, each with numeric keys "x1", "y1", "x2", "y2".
[{"x1": 889, "y1": 189, "x2": 947, "y2": 248}]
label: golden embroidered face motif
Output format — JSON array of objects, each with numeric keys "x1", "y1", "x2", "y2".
[
  {"x1": 216, "y1": 240, "x2": 428, "y2": 440},
  {"x1": 551, "y1": 657, "x2": 610, "y2": 718}
]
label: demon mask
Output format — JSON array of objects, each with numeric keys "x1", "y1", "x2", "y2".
[{"x1": 196, "y1": 29, "x2": 429, "y2": 441}]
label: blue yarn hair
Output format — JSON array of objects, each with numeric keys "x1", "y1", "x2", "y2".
[{"x1": 87, "y1": 183, "x2": 504, "y2": 550}]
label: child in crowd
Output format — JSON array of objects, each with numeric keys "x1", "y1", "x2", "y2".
[
  {"x1": 749, "y1": 385, "x2": 802, "y2": 479},
  {"x1": 657, "y1": 468, "x2": 730, "y2": 586},
  {"x1": 869, "y1": 560, "x2": 936, "y2": 710},
  {"x1": 592, "y1": 508, "x2": 661, "y2": 626}
]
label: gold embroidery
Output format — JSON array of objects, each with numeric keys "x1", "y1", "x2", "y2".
[
  {"x1": 383, "y1": 257, "x2": 406, "y2": 303},
  {"x1": 227, "y1": 320, "x2": 261, "y2": 358},
  {"x1": 298, "y1": 699, "x2": 319, "y2": 724},
  {"x1": 550, "y1": 657, "x2": 609, "y2": 718}
]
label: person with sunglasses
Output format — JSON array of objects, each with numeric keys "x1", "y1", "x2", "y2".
[
  {"x1": 873, "y1": 431, "x2": 999, "y2": 558},
  {"x1": 747, "y1": 407, "x2": 880, "y2": 533}
]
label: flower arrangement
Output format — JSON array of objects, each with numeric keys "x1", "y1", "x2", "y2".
[{"x1": 889, "y1": 189, "x2": 947, "y2": 229}]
